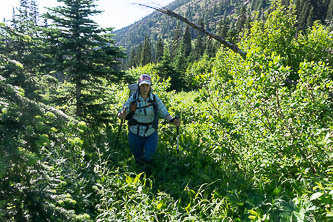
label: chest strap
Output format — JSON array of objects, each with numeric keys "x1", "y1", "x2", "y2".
[{"x1": 128, "y1": 119, "x2": 153, "y2": 126}]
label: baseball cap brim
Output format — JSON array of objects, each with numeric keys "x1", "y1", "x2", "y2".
[{"x1": 139, "y1": 80, "x2": 151, "y2": 86}]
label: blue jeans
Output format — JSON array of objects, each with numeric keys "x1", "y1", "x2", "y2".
[{"x1": 128, "y1": 131, "x2": 158, "y2": 162}]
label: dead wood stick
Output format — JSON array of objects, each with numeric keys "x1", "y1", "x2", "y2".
[{"x1": 137, "y1": 3, "x2": 247, "y2": 59}]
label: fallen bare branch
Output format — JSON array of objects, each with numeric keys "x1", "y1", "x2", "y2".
[{"x1": 137, "y1": 3, "x2": 247, "y2": 59}]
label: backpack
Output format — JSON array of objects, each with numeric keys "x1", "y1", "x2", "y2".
[
  {"x1": 128, "y1": 83, "x2": 138, "y2": 98},
  {"x1": 126, "y1": 83, "x2": 159, "y2": 131}
]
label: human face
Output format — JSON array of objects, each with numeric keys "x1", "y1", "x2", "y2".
[{"x1": 139, "y1": 84, "x2": 150, "y2": 98}]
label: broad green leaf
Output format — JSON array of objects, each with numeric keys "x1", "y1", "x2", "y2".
[
  {"x1": 310, "y1": 192, "x2": 323, "y2": 201},
  {"x1": 133, "y1": 172, "x2": 143, "y2": 184}
]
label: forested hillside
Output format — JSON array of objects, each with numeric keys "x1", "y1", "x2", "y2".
[
  {"x1": 1, "y1": 0, "x2": 332, "y2": 221},
  {"x1": 113, "y1": 0, "x2": 332, "y2": 69}
]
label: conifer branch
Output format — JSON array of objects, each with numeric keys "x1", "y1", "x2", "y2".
[
  {"x1": 137, "y1": 3, "x2": 247, "y2": 59},
  {"x1": 0, "y1": 81, "x2": 77, "y2": 122}
]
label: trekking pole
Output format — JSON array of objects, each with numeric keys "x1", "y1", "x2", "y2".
[
  {"x1": 114, "y1": 108, "x2": 126, "y2": 148},
  {"x1": 176, "y1": 125, "x2": 179, "y2": 154},
  {"x1": 175, "y1": 115, "x2": 180, "y2": 154},
  {"x1": 114, "y1": 118, "x2": 123, "y2": 148}
]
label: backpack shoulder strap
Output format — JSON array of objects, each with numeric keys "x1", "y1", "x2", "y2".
[
  {"x1": 133, "y1": 88, "x2": 139, "y2": 101},
  {"x1": 125, "y1": 91, "x2": 138, "y2": 121},
  {"x1": 150, "y1": 93, "x2": 159, "y2": 129}
]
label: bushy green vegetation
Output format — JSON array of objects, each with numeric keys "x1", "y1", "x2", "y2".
[{"x1": 1, "y1": 0, "x2": 332, "y2": 221}]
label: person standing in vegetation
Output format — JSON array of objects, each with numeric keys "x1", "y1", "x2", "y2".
[{"x1": 118, "y1": 74, "x2": 180, "y2": 164}]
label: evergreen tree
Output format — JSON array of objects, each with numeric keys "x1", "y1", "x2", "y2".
[
  {"x1": 19, "y1": 0, "x2": 29, "y2": 20},
  {"x1": 171, "y1": 21, "x2": 182, "y2": 57},
  {"x1": 258, "y1": 0, "x2": 267, "y2": 9},
  {"x1": 154, "y1": 42, "x2": 177, "y2": 87},
  {"x1": 171, "y1": 26, "x2": 192, "y2": 90},
  {"x1": 136, "y1": 43, "x2": 143, "y2": 66},
  {"x1": 192, "y1": 18, "x2": 205, "y2": 60},
  {"x1": 43, "y1": 0, "x2": 124, "y2": 119},
  {"x1": 155, "y1": 36, "x2": 164, "y2": 62},
  {"x1": 204, "y1": 38, "x2": 216, "y2": 58},
  {"x1": 11, "y1": 7, "x2": 17, "y2": 28},
  {"x1": 326, "y1": 0, "x2": 333, "y2": 22},
  {"x1": 307, "y1": 6, "x2": 315, "y2": 28},
  {"x1": 250, "y1": 0, "x2": 258, "y2": 11},
  {"x1": 298, "y1": 0, "x2": 311, "y2": 31},
  {"x1": 185, "y1": 5, "x2": 192, "y2": 19},
  {"x1": 295, "y1": 0, "x2": 302, "y2": 10},
  {"x1": 173, "y1": 42, "x2": 186, "y2": 89},
  {"x1": 140, "y1": 35, "x2": 152, "y2": 66},
  {"x1": 173, "y1": 21, "x2": 182, "y2": 42},
  {"x1": 214, "y1": 18, "x2": 224, "y2": 50},
  {"x1": 15, "y1": 0, "x2": 30, "y2": 32},
  {"x1": 173, "y1": 26, "x2": 190, "y2": 76},
  {"x1": 128, "y1": 47, "x2": 137, "y2": 68},
  {"x1": 0, "y1": 0, "x2": 45, "y2": 99},
  {"x1": 29, "y1": 0, "x2": 39, "y2": 25},
  {"x1": 218, "y1": 12, "x2": 229, "y2": 38},
  {"x1": 182, "y1": 25, "x2": 192, "y2": 57},
  {"x1": 227, "y1": 20, "x2": 238, "y2": 43},
  {"x1": 236, "y1": 5, "x2": 247, "y2": 34}
]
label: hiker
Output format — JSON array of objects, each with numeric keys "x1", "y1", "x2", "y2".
[{"x1": 118, "y1": 74, "x2": 180, "y2": 164}]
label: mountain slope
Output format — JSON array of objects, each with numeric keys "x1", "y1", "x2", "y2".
[
  {"x1": 113, "y1": 0, "x2": 332, "y2": 63},
  {"x1": 113, "y1": 0, "x2": 243, "y2": 52}
]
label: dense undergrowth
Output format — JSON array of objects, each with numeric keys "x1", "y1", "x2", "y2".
[{"x1": 1, "y1": 1, "x2": 332, "y2": 221}]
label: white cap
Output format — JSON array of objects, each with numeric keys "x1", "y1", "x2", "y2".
[{"x1": 138, "y1": 74, "x2": 152, "y2": 86}]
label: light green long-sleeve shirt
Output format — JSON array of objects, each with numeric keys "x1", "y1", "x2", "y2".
[{"x1": 122, "y1": 92, "x2": 169, "y2": 137}]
